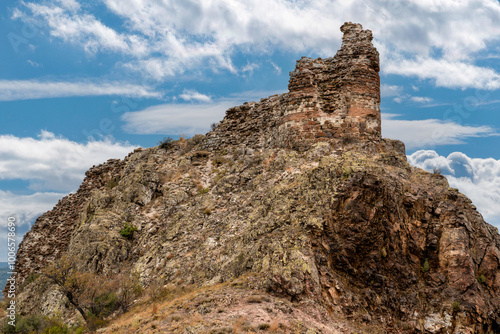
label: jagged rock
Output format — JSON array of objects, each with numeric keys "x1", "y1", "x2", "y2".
[{"x1": 5, "y1": 23, "x2": 500, "y2": 333}]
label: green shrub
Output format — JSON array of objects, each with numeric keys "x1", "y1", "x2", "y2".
[
  {"x1": 213, "y1": 155, "x2": 226, "y2": 166},
  {"x1": 421, "y1": 258, "x2": 430, "y2": 273},
  {"x1": 432, "y1": 167, "x2": 442, "y2": 175},
  {"x1": 381, "y1": 247, "x2": 387, "y2": 258},
  {"x1": 42, "y1": 324, "x2": 70, "y2": 334},
  {"x1": 2, "y1": 315, "x2": 18, "y2": 333},
  {"x1": 258, "y1": 323, "x2": 271, "y2": 330},
  {"x1": 19, "y1": 272, "x2": 41, "y2": 292},
  {"x1": 159, "y1": 137, "x2": 174, "y2": 150},
  {"x1": 120, "y1": 223, "x2": 138, "y2": 239},
  {"x1": 107, "y1": 177, "x2": 120, "y2": 189},
  {"x1": 452, "y1": 301, "x2": 460, "y2": 312},
  {"x1": 15, "y1": 314, "x2": 44, "y2": 333},
  {"x1": 190, "y1": 134, "x2": 205, "y2": 145},
  {"x1": 198, "y1": 187, "x2": 210, "y2": 195},
  {"x1": 89, "y1": 291, "x2": 119, "y2": 318},
  {"x1": 478, "y1": 274, "x2": 486, "y2": 284}
]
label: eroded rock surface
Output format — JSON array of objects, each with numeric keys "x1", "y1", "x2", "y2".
[{"x1": 7, "y1": 23, "x2": 500, "y2": 333}]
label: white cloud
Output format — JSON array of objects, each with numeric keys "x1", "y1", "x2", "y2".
[
  {"x1": 15, "y1": 0, "x2": 500, "y2": 87},
  {"x1": 381, "y1": 85, "x2": 433, "y2": 104},
  {"x1": 54, "y1": 0, "x2": 80, "y2": 12},
  {"x1": 27, "y1": 60, "x2": 41, "y2": 67},
  {"x1": 382, "y1": 114, "x2": 496, "y2": 149},
  {"x1": 0, "y1": 131, "x2": 137, "y2": 192},
  {"x1": 0, "y1": 132, "x2": 137, "y2": 261},
  {"x1": 381, "y1": 84, "x2": 403, "y2": 98},
  {"x1": 0, "y1": 191, "x2": 64, "y2": 229},
  {"x1": 384, "y1": 57, "x2": 500, "y2": 90},
  {"x1": 179, "y1": 89, "x2": 212, "y2": 103},
  {"x1": 408, "y1": 150, "x2": 500, "y2": 227},
  {"x1": 242, "y1": 62, "x2": 260, "y2": 75},
  {"x1": 121, "y1": 90, "x2": 284, "y2": 136},
  {"x1": 0, "y1": 79, "x2": 162, "y2": 101},
  {"x1": 270, "y1": 62, "x2": 282, "y2": 75},
  {"x1": 409, "y1": 96, "x2": 433, "y2": 103},
  {"x1": 0, "y1": 191, "x2": 65, "y2": 261},
  {"x1": 21, "y1": 2, "x2": 148, "y2": 56},
  {"x1": 121, "y1": 101, "x2": 233, "y2": 136}
]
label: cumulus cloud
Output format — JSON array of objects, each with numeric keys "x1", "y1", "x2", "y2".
[
  {"x1": 13, "y1": 0, "x2": 500, "y2": 88},
  {"x1": 0, "y1": 80, "x2": 162, "y2": 101},
  {"x1": 382, "y1": 114, "x2": 496, "y2": 149},
  {"x1": 0, "y1": 131, "x2": 137, "y2": 192},
  {"x1": 408, "y1": 150, "x2": 500, "y2": 227}
]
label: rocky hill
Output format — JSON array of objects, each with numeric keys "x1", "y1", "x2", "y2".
[{"x1": 3, "y1": 23, "x2": 500, "y2": 334}]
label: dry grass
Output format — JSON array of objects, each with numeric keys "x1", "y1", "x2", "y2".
[
  {"x1": 233, "y1": 316, "x2": 248, "y2": 333},
  {"x1": 151, "y1": 304, "x2": 158, "y2": 316},
  {"x1": 269, "y1": 318, "x2": 281, "y2": 332}
]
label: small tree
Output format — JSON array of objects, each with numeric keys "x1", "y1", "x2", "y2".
[
  {"x1": 43, "y1": 256, "x2": 139, "y2": 329},
  {"x1": 432, "y1": 167, "x2": 442, "y2": 175},
  {"x1": 158, "y1": 137, "x2": 174, "y2": 150},
  {"x1": 210, "y1": 122, "x2": 219, "y2": 131}
]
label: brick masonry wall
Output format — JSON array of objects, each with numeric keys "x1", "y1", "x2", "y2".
[{"x1": 204, "y1": 22, "x2": 381, "y2": 151}]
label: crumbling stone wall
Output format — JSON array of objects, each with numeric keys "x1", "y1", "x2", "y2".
[{"x1": 204, "y1": 22, "x2": 381, "y2": 151}]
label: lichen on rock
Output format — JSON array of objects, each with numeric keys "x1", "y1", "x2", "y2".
[{"x1": 5, "y1": 23, "x2": 500, "y2": 333}]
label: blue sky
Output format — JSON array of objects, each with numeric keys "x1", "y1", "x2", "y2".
[{"x1": 1, "y1": 0, "x2": 500, "y2": 261}]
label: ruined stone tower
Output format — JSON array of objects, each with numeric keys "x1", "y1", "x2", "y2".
[
  {"x1": 282, "y1": 22, "x2": 381, "y2": 145},
  {"x1": 205, "y1": 22, "x2": 382, "y2": 150}
]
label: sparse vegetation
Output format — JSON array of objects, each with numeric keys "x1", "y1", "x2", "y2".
[
  {"x1": 159, "y1": 137, "x2": 175, "y2": 150},
  {"x1": 258, "y1": 323, "x2": 271, "y2": 330},
  {"x1": 478, "y1": 274, "x2": 486, "y2": 284},
  {"x1": 269, "y1": 318, "x2": 281, "y2": 332},
  {"x1": 204, "y1": 207, "x2": 212, "y2": 215},
  {"x1": 190, "y1": 134, "x2": 205, "y2": 145},
  {"x1": 422, "y1": 258, "x2": 430, "y2": 273},
  {"x1": 120, "y1": 223, "x2": 138, "y2": 239},
  {"x1": 1, "y1": 314, "x2": 86, "y2": 334},
  {"x1": 213, "y1": 155, "x2": 226, "y2": 166},
  {"x1": 198, "y1": 187, "x2": 210, "y2": 195},
  {"x1": 432, "y1": 167, "x2": 442, "y2": 175},
  {"x1": 19, "y1": 272, "x2": 40, "y2": 292},
  {"x1": 246, "y1": 295, "x2": 264, "y2": 303},
  {"x1": 381, "y1": 246, "x2": 387, "y2": 258},
  {"x1": 107, "y1": 177, "x2": 120, "y2": 189},
  {"x1": 210, "y1": 122, "x2": 219, "y2": 131},
  {"x1": 453, "y1": 301, "x2": 461, "y2": 312},
  {"x1": 42, "y1": 256, "x2": 141, "y2": 330}
]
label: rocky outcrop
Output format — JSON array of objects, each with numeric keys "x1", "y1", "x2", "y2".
[
  {"x1": 7, "y1": 158, "x2": 126, "y2": 292},
  {"x1": 6, "y1": 23, "x2": 500, "y2": 333}
]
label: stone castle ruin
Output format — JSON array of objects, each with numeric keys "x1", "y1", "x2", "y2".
[{"x1": 205, "y1": 22, "x2": 382, "y2": 151}]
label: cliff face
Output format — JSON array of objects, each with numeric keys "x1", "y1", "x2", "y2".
[{"x1": 7, "y1": 23, "x2": 500, "y2": 333}]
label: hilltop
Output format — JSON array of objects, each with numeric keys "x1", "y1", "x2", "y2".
[{"x1": 3, "y1": 23, "x2": 500, "y2": 334}]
